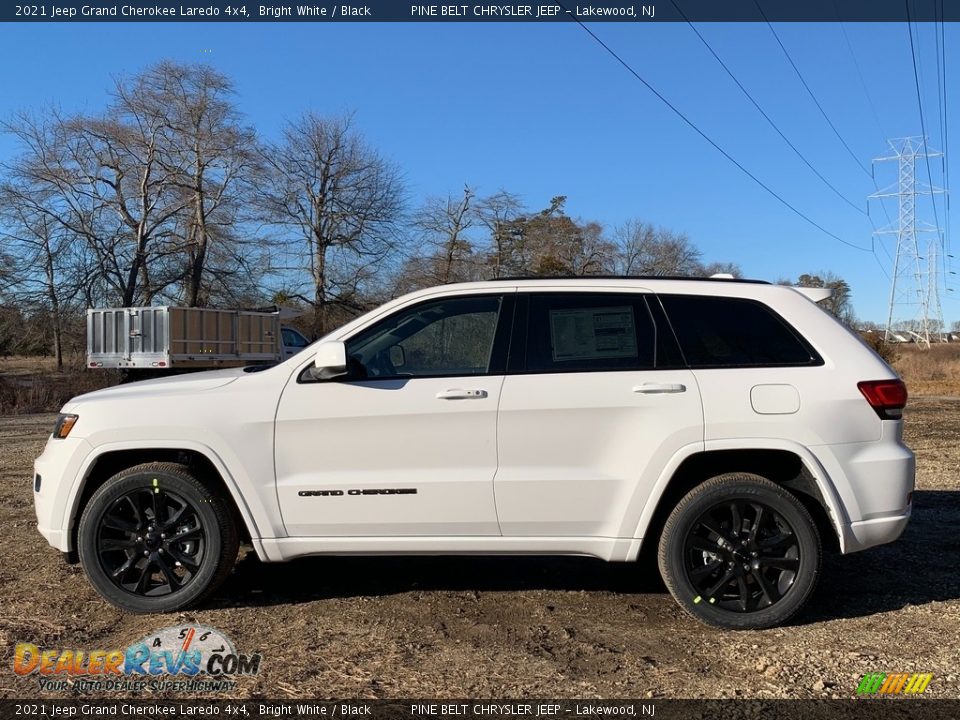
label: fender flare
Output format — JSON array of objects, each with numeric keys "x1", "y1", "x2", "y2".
[
  {"x1": 624, "y1": 438, "x2": 849, "y2": 560},
  {"x1": 64, "y1": 439, "x2": 271, "y2": 560}
]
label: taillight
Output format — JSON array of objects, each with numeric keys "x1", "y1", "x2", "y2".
[{"x1": 858, "y1": 379, "x2": 907, "y2": 420}]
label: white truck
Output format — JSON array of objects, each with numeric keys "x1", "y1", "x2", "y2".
[{"x1": 86, "y1": 306, "x2": 310, "y2": 380}]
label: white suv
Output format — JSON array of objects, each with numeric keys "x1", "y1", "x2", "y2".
[{"x1": 33, "y1": 278, "x2": 914, "y2": 629}]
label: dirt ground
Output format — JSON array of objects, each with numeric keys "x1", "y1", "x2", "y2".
[{"x1": 0, "y1": 398, "x2": 958, "y2": 700}]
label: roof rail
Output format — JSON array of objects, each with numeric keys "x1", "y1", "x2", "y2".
[{"x1": 487, "y1": 274, "x2": 770, "y2": 285}]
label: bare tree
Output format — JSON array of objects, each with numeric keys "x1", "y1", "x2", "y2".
[
  {"x1": 476, "y1": 190, "x2": 524, "y2": 279},
  {"x1": 700, "y1": 260, "x2": 742, "y2": 277},
  {"x1": 611, "y1": 219, "x2": 704, "y2": 276},
  {"x1": 2, "y1": 105, "x2": 188, "y2": 307},
  {"x1": 0, "y1": 182, "x2": 81, "y2": 368},
  {"x1": 403, "y1": 186, "x2": 478, "y2": 290},
  {"x1": 794, "y1": 272, "x2": 855, "y2": 324},
  {"x1": 260, "y1": 113, "x2": 405, "y2": 336},
  {"x1": 497, "y1": 197, "x2": 613, "y2": 276},
  {"x1": 116, "y1": 62, "x2": 260, "y2": 306}
]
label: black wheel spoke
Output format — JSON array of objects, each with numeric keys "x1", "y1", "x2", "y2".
[
  {"x1": 163, "y1": 502, "x2": 188, "y2": 529},
  {"x1": 166, "y1": 546, "x2": 201, "y2": 572},
  {"x1": 155, "y1": 555, "x2": 181, "y2": 591},
  {"x1": 688, "y1": 559, "x2": 722, "y2": 581},
  {"x1": 700, "y1": 517, "x2": 726, "y2": 539},
  {"x1": 133, "y1": 492, "x2": 152, "y2": 525},
  {"x1": 736, "y1": 576, "x2": 749, "y2": 611},
  {"x1": 150, "y1": 489, "x2": 162, "y2": 525},
  {"x1": 748, "y1": 505, "x2": 765, "y2": 542},
  {"x1": 100, "y1": 537, "x2": 136, "y2": 552},
  {"x1": 751, "y1": 569, "x2": 778, "y2": 607},
  {"x1": 730, "y1": 502, "x2": 743, "y2": 535},
  {"x1": 683, "y1": 496, "x2": 802, "y2": 615},
  {"x1": 687, "y1": 536, "x2": 723, "y2": 555},
  {"x1": 705, "y1": 568, "x2": 736, "y2": 597},
  {"x1": 102, "y1": 515, "x2": 138, "y2": 534},
  {"x1": 168, "y1": 526, "x2": 202, "y2": 543},
  {"x1": 131, "y1": 561, "x2": 152, "y2": 594},
  {"x1": 760, "y1": 556, "x2": 800, "y2": 572},
  {"x1": 111, "y1": 555, "x2": 137, "y2": 579},
  {"x1": 96, "y1": 485, "x2": 206, "y2": 598},
  {"x1": 759, "y1": 531, "x2": 795, "y2": 552},
  {"x1": 119, "y1": 496, "x2": 143, "y2": 528}
]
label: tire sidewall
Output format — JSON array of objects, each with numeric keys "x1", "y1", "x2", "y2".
[
  {"x1": 660, "y1": 478, "x2": 821, "y2": 630},
  {"x1": 78, "y1": 468, "x2": 225, "y2": 614}
]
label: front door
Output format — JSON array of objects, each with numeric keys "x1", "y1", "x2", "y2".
[{"x1": 274, "y1": 293, "x2": 512, "y2": 537}]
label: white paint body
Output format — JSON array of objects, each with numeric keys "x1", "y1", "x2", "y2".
[{"x1": 33, "y1": 279, "x2": 915, "y2": 563}]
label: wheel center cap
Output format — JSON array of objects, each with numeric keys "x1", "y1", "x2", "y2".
[{"x1": 144, "y1": 533, "x2": 162, "y2": 550}]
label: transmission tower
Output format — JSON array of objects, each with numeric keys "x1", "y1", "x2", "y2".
[{"x1": 870, "y1": 137, "x2": 944, "y2": 347}]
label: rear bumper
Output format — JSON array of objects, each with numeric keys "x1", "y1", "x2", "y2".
[
  {"x1": 809, "y1": 422, "x2": 915, "y2": 553},
  {"x1": 841, "y1": 507, "x2": 912, "y2": 553}
]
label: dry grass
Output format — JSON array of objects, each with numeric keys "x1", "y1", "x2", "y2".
[
  {"x1": 893, "y1": 343, "x2": 960, "y2": 397},
  {"x1": 0, "y1": 355, "x2": 115, "y2": 415}
]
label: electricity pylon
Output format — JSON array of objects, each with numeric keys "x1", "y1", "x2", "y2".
[{"x1": 870, "y1": 137, "x2": 945, "y2": 348}]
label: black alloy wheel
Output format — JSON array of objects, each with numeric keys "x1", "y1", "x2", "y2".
[
  {"x1": 96, "y1": 486, "x2": 207, "y2": 596},
  {"x1": 78, "y1": 462, "x2": 238, "y2": 613},
  {"x1": 683, "y1": 499, "x2": 801, "y2": 612},
  {"x1": 658, "y1": 473, "x2": 821, "y2": 629}
]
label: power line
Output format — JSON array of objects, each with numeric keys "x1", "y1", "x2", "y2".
[
  {"x1": 905, "y1": 1, "x2": 944, "y2": 246},
  {"x1": 937, "y1": 0, "x2": 951, "y2": 259},
  {"x1": 670, "y1": 0, "x2": 866, "y2": 215},
  {"x1": 753, "y1": 0, "x2": 872, "y2": 178},
  {"x1": 934, "y1": 0, "x2": 951, "y2": 293},
  {"x1": 560, "y1": 14, "x2": 871, "y2": 252},
  {"x1": 756, "y1": 0, "x2": 901, "y2": 274},
  {"x1": 830, "y1": 11, "x2": 898, "y2": 229},
  {"x1": 834, "y1": 13, "x2": 888, "y2": 142}
]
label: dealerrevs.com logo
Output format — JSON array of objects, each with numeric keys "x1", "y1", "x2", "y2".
[{"x1": 13, "y1": 625, "x2": 261, "y2": 692}]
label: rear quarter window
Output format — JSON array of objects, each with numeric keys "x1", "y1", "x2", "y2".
[{"x1": 658, "y1": 295, "x2": 821, "y2": 368}]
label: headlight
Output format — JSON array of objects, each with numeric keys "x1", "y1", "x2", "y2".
[{"x1": 52, "y1": 413, "x2": 79, "y2": 439}]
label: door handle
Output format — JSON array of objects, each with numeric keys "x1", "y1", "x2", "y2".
[
  {"x1": 633, "y1": 383, "x2": 687, "y2": 394},
  {"x1": 436, "y1": 389, "x2": 488, "y2": 400}
]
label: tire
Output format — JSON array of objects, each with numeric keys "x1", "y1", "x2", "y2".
[
  {"x1": 657, "y1": 473, "x2": 821, "y2": 630},
  {"x1": 77, "y1": 462, "x2": 239, "y2": 614}
]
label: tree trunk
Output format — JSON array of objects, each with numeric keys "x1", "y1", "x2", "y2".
[
  {"x1": 43, "y1": 240, "x2": 63, "y2": 371},
  {"x1": 312, "y1": 240, "x2": 327, "y2": 339}
]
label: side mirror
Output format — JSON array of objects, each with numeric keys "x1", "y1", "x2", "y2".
[{"x1": 311, "y1": 341, "x2": 348, "y2": 380}]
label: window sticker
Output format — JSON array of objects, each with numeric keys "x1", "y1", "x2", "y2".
[{"x1": 549, "y1": 306, "x2": 638, "y2": 362}]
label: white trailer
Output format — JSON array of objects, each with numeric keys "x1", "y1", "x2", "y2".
[{"x1": 87, "y1": 306, "x2": 309, "y2": 378}]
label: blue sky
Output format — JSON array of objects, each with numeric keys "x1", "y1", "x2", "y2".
[{"x1": 0, "y1": 21, "x2": 955, "y2": 323}]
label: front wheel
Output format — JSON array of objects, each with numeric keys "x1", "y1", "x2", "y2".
[
  {"x1": 658, "y1": 473, "x2": 821, "y2": 630},
  {"x1": 77, "y1": 462, "x2": 239, "y2": 613}
]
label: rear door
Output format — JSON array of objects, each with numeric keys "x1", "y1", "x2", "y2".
[{"x1": 494, "y1": 291, "x2": 704, "y2": 538}]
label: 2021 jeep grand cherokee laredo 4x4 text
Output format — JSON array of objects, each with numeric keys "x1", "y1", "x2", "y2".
[{"x1": 33, "y1": 278, "x2": 914, "y2": 629}]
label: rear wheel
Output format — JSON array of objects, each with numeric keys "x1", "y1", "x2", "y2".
[
  {"x1": 78, "y1": 462, "x2": 239, "y2": 613},
  {"x1": 658, "y1": 473, "x2": 821, "y2": 629}
]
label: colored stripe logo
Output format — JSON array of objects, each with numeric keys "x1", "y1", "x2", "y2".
[{"x1": 857, "y1": 672, "x2": 933, "y2": 695}]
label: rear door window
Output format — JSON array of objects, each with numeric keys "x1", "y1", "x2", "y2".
[{"x1": 523, "y1": 293, "x2": 655, "y2": 373}]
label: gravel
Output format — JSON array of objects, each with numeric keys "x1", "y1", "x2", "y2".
[{"x1": 0, "y1": 398, "x2": 957, "y2": 699}]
